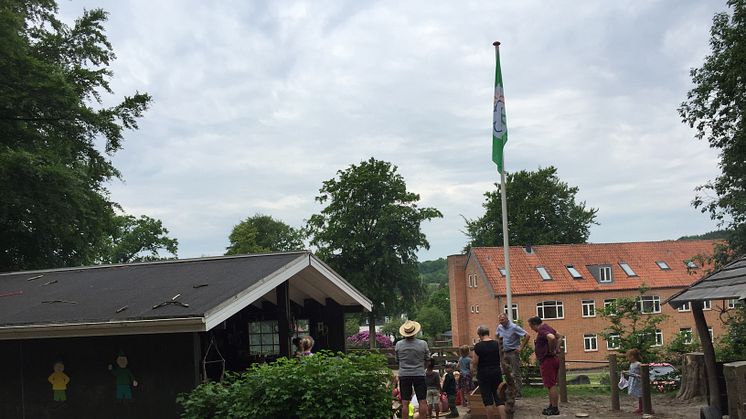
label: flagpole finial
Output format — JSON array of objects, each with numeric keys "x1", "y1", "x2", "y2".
[{"x1": 493, "y1": 41, "x2": 501, "y2": 47}]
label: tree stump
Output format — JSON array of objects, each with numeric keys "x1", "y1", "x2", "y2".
[
  {"x1": 677, "y1": 352, "x2": 707, "y2": 400},
  {"x1": 724, "y1": 361, "x2": 746, "y2": 419}
]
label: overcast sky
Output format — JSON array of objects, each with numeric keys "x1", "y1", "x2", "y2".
[{"x1": 59, "y1": 0, "x2": 726, "y2": 261}]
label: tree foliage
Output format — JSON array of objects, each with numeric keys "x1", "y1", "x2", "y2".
[
  {"x1": 464, "y1": 166, "x2": 598, "y2": 250},
  {"x1": 226, "y1": 214, "x2": 303, "y2": 255},
  {"x1": 716, "y1": 303, "x2": 746, "y2": 362},
  {"x1": 305, "y1": 158, "x2": 442, "y2": 317},
  {"x1": 0, "y1": 0, "x2": 151, "y2": 271},
  {"x1": 679, "y1": 0, "x2": 746, "y2": 261},
  {"x1": 96, "y1": 215, "x2": 178, "y2": 264},
  {"x1": 419, "y1": 257, "x2": 447, "y2": 284}
]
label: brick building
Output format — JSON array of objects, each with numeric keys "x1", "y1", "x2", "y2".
[{"x1": 448, "y1": 240, "x2": 732, "y2": 368}]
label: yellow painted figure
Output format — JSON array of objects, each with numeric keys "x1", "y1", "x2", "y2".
[{"x1": 48, "y1": 361, "x2": 70, "y2": 402}]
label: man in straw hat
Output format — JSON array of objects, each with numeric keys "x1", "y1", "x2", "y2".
[{"x1": 395, "y1": 320, "x2": 430, "y2": 419}]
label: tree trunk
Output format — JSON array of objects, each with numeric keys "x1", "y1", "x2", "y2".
[
  {"x1": 677, "y1": 352, "x2": 707, "y2": 400},
  {"x1": 691, "y1": 301, "x2": 721, "y2": 412},
  {"x1": 724, "y1": 361, "x2": 746, "y2": 419}
]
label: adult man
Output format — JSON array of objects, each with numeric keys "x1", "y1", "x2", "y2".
[
  {"x1": 395, "y1": 320, "x2": 430, "y2": 419},
  {"x1": 528, "y1": 316, "x2": 560, "y2": 416},
  {"x1": 496, "y1": 313, "x2": 529, "y2": 397}
]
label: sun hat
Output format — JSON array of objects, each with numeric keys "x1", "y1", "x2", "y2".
[{"x1": 399, "y1": 320, "x2": 422, "y2": 337}]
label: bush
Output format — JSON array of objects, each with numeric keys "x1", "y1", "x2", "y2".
[
  {"x1": 346, "y1": 331, "x2": 393, "y2": 348},
  {"x1": 178, "y1": 351, "x2": 392, "y2": 419}
]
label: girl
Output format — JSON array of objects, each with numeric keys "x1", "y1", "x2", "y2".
[
  {"x1": 624, "y1": 349, "x2": 643, "y2": 414},
  {"x1": 457, "y1": 345, "x2": 473, "y2": 407}
]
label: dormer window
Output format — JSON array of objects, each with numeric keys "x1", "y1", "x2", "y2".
[
  {"x1": 656, "y1": 261, "x2": 671, "y2": 270},
  {"x1": 599, "y1": 266, "x2": 612, "y2": 283},
  {"x1": 536, "y1": 266, "x2": 552, "y2": 280},
  {"x1": 566, "y1": 265, "x2": 582, "y2": 279}
]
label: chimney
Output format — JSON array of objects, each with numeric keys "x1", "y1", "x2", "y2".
[{"x1": 524, "y1": 244, "x2": 533, "y2": 254}]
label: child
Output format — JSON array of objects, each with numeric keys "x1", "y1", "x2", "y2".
[
  {"x1": 453, "y1": 371, "x2": 461, "y2": 406},
  {"x1": 425, "y1": 359, "x2": 442, "y2": 418},
  {"x1": 457, "y1": 345, "x2": 473, "y2": 407},
  {"x1": 48, "y1": 361, "x2": 70, "y2": 402},
  {"x1": 300, "y1": 336, "x2": 314, "y2": 356},
  {"x1": 442, "y1": 363, "x2": 459, "y2": 418},
  {"x1": 624, "y1": 349, "x2": 643, "y2": 414}
]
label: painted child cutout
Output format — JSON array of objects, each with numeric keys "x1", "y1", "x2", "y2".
[
  {"x1": 48, "y1": 361, "x2": 70, "y2": 402},
  {"x1": 108, "y1": 353, "x2": 138, "y2": 400}
]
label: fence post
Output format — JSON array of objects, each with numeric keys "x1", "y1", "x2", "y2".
[
  {"x1": 609, "y1": 355, "x2": 620, "y2": 411},
  {"x1": 641, "y1": 364, "x2": 652, "y2": 414},
  {"x1": 558, "y1": 350, "x2": 568, "y2": 403}
]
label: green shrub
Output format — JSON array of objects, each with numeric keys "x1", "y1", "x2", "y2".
[{"x1": 178, "y1": 351, "x2": 391, "y2": 419}]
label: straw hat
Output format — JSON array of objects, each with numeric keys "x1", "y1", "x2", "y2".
[{"x1": 399, "y1": 320, "x2": 422, "y2": 338}]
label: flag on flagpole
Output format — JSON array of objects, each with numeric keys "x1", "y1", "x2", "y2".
[{"x1": 492, "y1": 42, "x2": 508, "y2": 173}]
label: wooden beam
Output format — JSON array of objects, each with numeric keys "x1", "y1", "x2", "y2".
[
  {"x1": 277, "y1": 283, "x2": 291, "y2": 357},
  {"x1": 692, "y1": 301, "x2": 721, "y2": 413}
]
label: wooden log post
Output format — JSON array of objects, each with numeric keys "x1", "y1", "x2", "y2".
[
  {"x1": 558, "y1": 350, "x2": 568, "y2": 403},
  {"x1": 641, "y1": 364, "x2": 653, "y2": 414},
  {"x1": 677, "y1": 352, "x2": 707, "y2": 400},
  {"x1": 609, "y1": 355, "x2": 620, "y2": 411},
  {"x1": 691, "y1": 301, "x2": 721, "y2": 413},
  {"x1": 723, "y1": 361, "x2": 746, "y2": 419},
  {"x1": 498, "y1": 337, "x2": 515, "y2": 419}
]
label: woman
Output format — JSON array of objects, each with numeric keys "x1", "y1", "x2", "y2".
[{"x1": 471, "y1": 325, "x2": 506, "y2": 419}]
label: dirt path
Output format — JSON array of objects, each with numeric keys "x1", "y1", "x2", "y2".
[{"x1": 455, "y1": 395, "x2": 705, "y2": 418}]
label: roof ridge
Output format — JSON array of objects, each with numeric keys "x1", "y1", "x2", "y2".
[{"x1": 472, "y1": 239, "x2": 718, "y2": 251}]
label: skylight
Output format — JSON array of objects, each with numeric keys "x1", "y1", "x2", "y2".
[
  {"x1": 656, "y1": 261, "x2": 671, "y2": 270},
  {"x1": 685, "y1": 260, "x2": 698, "y2": 269},
  {"x1": 536, "y1": 266, "x2": 552, "y2": 280},
  {"x1": 566, "y1": 265, "x2": 582, "y2": 279},
  {"x1": 498, "y1": 267, "x2": 507, "y2": 277},
  {"x1": 619, "y1": 262, "x2": 637, "y2": 277}
]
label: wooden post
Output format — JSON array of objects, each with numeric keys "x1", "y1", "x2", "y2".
[
  {"x1": 558, "y1": 350, "x2": 568, "y2": 403},
  {"x1": 723, "y1": 361, "x2": 746, "y2": 419},
  {"x1": 277, "y1": 282, "x2": 291, "y2": 357},
  {"x1": 692, "y1": 301, "x2": 721, "y2": 413},
  {"x1": 368, "y1": 311, "x2": 376, "y2": 350},
  {"x1": 609, "y1": 355, "x2": 620, "y2": 411},
  {"x1": 641, "y1": 364, "x2": 652, "y2": 414},
  {"x1": 498, "y1": 337, "x2": 515, "y2": 419}
]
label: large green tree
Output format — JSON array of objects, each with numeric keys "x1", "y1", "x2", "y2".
[
  {"x1": 305, "y1": 158, "x2": 442, "y2": 343},
  {"x1": 226, "y1": 214, "x2": 303, "y2": 255},
  {"x1": 464, "y1": 166, "x2": 598, "y2": 249},
  {"x1": 0, "y1": 1, "x2": 151, "y2": 271},
  {"x1": 679, "y1": 0, "x2": 746, "y2": 262},
  {"x1": 96, "y1": 215, "x2": 178, "y2": 264}
]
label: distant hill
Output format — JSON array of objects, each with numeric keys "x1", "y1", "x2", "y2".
[
  {"x1": 418, "y1": 258, "x2": 447, "y2": 285},
  {"x1": 677, "y1": 230, "x2": 729, "y2": 241}
]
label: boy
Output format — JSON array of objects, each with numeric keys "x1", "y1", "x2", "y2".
[
  {"x1": 425, "y1": 359, "x2": 442, "y2": 418},
  {"x1": 442, "y1": 363, "x2": 459, "y2": 418}
]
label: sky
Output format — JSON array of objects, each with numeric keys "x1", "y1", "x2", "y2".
[{"x1": 58, "y1": 0, "x2": 727, "y2": 262}]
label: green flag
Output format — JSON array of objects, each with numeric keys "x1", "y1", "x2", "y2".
[{"x1": 492, "y1": 43, "x2": 508, "y2": 172}]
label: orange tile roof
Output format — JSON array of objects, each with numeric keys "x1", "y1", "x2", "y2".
[{"x1": 472, "y1": 240, "x2": 718, "y2": 296}]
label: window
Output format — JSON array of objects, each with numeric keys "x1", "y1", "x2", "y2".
[
  {"x1": 678, "y1": 302, "x2": 691, "y2": 312},
  {"x1": 249, "y1": 320, "x2": 279, "y2": 355},
  {"x1": 498, "y1": 267, "x2": 506, "y2": 277},
  {"x1": 636, "y1": 295, "x2": 661, "y2": 314},
  {"x1": 566, "y1": 265, "x2": 582, "y2": 279},
  {"x1": 619, "y1": 262, "x2": 637, "y2": 277},
  {"x1": 727, "y1": 299, "x2": 738, "y2": 309},
  {"x1": 536, "y1": 300, "x2": 564, "y2": 319},
  {"x1": 504, "y1": 304, "x2": 519, "y2": 320},
  {"x1": 685, "y1": 260, "x2": 698, "y2": 269},
  {"x1": 604, "y1": 299, "x2": 618, "y2": 315},
  {"x1": 475, "y1": 304, "x2": 480, "y2": 313},
  {"x1": 656, "y1": 261, "x2": 671, "y2": 270},
  {"x1": 606, "y1": 333, "x2": 620, "y2": 350},
  {"x1": 561, "y1": 336, "x2": 567, "y2": 353},
  {"x1": 584, "y1": 334, "x2": 598, "y2": 351},
  {"x1": 582, "y1": 299, "x2": 596, "y2": 317},
  {"x1": 470, "y1": 305, "x2": 475, "y2": 313},
  {"x1": 536, "y1": 266, "x2": 552, "y2": 280},
  {"x1": 468, "y1": 274, "x2": 479, "y2": 288},
  {"x1": 680, "y1": 328, "x2": 693, "y2": 345},
  {"x1": 708, "y1": 327, "x2": 713, "y2": 341},
  {"x1": 599, "y1": 266, "x2": 613, "y2": 283},
  {"x1": 654, "y1": 329, "x2": 663, "y2": 347},
  {"x1": 703, "y1": 300, "x2": 712, "y2": 310}
]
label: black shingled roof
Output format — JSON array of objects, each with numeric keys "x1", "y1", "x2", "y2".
[{"x1": 667, "y1": 255, "x2": 746, "y2": 308}]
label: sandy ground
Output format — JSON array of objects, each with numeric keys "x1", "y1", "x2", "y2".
[{"x1": 449, "y1": 395, "x2": 706, "y2": 419}]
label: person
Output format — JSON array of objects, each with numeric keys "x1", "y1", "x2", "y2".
[
  {"x1": 624, "y1": 349, "x2": 643, "y2": 414},
  {"x1": 442, "y1": 363, "x2": 459, "y2": 418},
  {"x1": 108, "y1": 352, "x2": 138, "y2": 400},
  {"x1": 527, "y1": 316, "x2": 560, "y2": 416},
  {"x1": 396, "y1": 320, "x2": 430, "y2": 419},
  {"x1": 425, "y1": 358, "x2": 442, "y2": 418},
  {"x1": 292, "y1": 337, "x2": 303, "y2": 357},
  {"x1": 453, "y1": 371, "x2": 461, "y2": 406},
  {"x1": 471, "y1": 325, "x2": 506, "y2": 419},
  {"x1": 495, "y1": 313, "x2": 529, "y2": 397},
  {"x1": 457, "y1": 345, "x2": 473, "y2": 407},
  {"x1": 48, "y1": 361, "x2": 70, "y2": 402},
  {"x1": 300, "y1": 335, "x2": 314, "y2": 356}
]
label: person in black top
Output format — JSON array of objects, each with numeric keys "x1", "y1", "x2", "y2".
[
  {"x1": 442, "y1": 363, "x2": 459, "y2": 418},
  {"x1": 471, "y1": 325, "x2": 506, "y2": 419}
]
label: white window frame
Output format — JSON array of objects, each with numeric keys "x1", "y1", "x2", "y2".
[
  {"x1": 707, "y1": 327, "x2": 713, "y2": 341},
  {"x1": 703, "y1": 300, "x2": 712, "y2": 310},
  {"x1": 536, "y1": 300, "x2": 564, "y2": 319},
  {"x1": 685, "y1": 260, "x2": 698, "y2": 269},
  {"x1": 566, "y1": 265, "x2": 582, "y2": 279},
  {"x1": 619, "y1": 262, "x2": 637, "y2": 277},
  {"x1": 656, "y1": 261, "x2": 671, "y2": 270},
  {"x1": 536, "y1": 266, "x2": 552, "y2": 280},
  {"x1": 606, "y1": 333, "x2": 620, "y2": 350},
  {"x1": 678, "y1": 302, "x2": 691, "y2": 312},
  {"x1": 581, "y1": 299, "x2": 596, "y2": 318},
  {"x1": 583, "y1": 334, "x2": 598, "y2": 352},
  {"x1": 680, "y1": 328, "x2": 693, "y2": 345},
  {"x1": 561, "y1": 336, "x2": 567, "y2": 353},
  {"x1": 654, "y1": 329, "x2": 663, "y2": 347},
  {"x1": 604, "y1": 298, "x2": 618, "y2": 316},
  {"x1": 727, "y1": 299, "x2": 737, "y2": 309},
  {"x1": 470, "y1": 305, "x2": 475, "y2": 313},
  {"x1": 599, "y1": 266, "x2": 613, "y2": 283},
  {"x1": 498, "y1": 267, "x2": 506, "y2": 277},
  {"x1": 504, "y1": 304, "x2": 519, "y2": 320},
  {"x1": 637, "y1": 295, "x2": 662, "y2": 314},
  {"x1": 475, "y1": 304, "x2": 480, "y2": 313}
]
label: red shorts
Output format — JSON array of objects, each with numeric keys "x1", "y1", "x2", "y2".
[{"x1": 540, "y1": 356, "x2": 560, "y2": 388}]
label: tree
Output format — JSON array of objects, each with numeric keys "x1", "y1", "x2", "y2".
[
  {"x1": 0, "y1": 1, "x2": 151, "y2": 272},
  {"x1": 305, "y1": 158, "x2": 442, "y2": 345},
  {"x1": 96, "y1": 215, "x2": 178, "y2": 264},
  {"x1": 464, "y1": 166, "x2": 598, "y2": 249},
  {"x1": 225, "y1": 214, "x2": 303, "y2": 255},
  {"x1": 419, "y1": 258, "x2": 448, "y2": 285},
  {"x1": 679, "y1": 0, "x2": 746, "y2": 262},
  {"x1": 410, "y1": 284, "x2": 452, "y2": 341}
]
